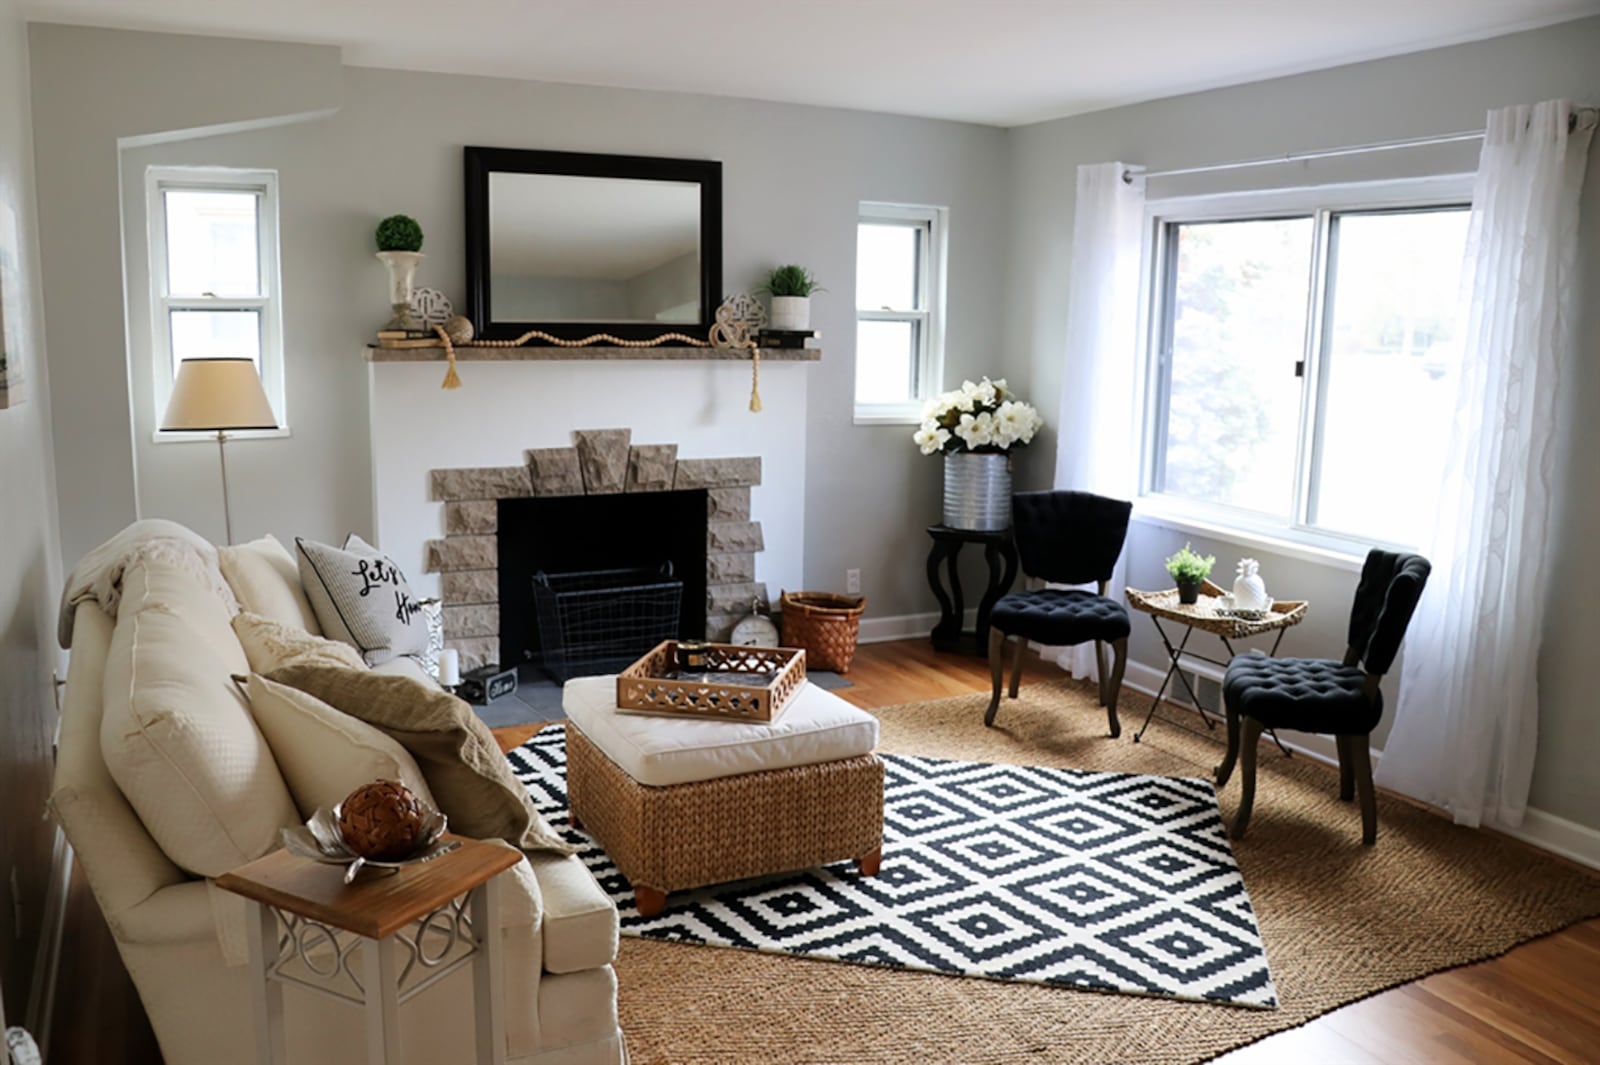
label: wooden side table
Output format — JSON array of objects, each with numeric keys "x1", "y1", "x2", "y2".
[
  {"x1": 215, "y1": 835, "x2": 522, "y2": 1065},
  {"x1": 925, "y1": 524, "x2": 1018, "y2": 655}
]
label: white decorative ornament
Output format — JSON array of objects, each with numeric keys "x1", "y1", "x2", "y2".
[
  {"x1": 1233, "y1": 558, "x2": 1269, "y2": 611},
  {"x1": 409, "y1": 286, "x2": 454, "y2": 327}
]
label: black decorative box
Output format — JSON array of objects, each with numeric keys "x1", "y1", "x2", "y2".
[{"x1": 458, "y1": 664, "x2": 518, "y2": 704}]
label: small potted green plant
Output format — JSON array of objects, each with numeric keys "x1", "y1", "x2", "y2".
[
  {"x1": 1164, "y1": 542, "x2": 1215, "y2": 605},
  {"x1": 374, "y1": 214, "x2": 425, "y2": 331},
  {"x1": 758, "y1": 264, "x2": 824, "y2": 331}
]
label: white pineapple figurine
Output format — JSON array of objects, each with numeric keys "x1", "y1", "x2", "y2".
[{"x1": 1233, "y1": 558, "x2": 1269, "y2": 611}]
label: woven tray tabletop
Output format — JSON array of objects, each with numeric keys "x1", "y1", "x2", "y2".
[{"x1": 1125, "y1": 580, "x2": 1308, "y2": 639}]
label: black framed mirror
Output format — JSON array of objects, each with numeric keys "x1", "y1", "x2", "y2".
[{"x1": 464, "y1": 147, "x2": 722, "y2": 343}]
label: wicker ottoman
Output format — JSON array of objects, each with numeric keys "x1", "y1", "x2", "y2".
[{"x1": 562, "y1": 676, "x2": 885, "y2": 917}]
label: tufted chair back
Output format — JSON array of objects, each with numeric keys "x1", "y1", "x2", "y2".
[
  {"x1": 1011, "y1": 490, "x2": 1133, "y2": 587},
  {"x1": 1345, "y1": 549, "x2": 1432, "y2": 676}
]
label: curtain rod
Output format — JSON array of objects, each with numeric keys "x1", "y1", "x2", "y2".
[{"x1": 1123, "y1": 108, "x2": 1596, "y2": 184}]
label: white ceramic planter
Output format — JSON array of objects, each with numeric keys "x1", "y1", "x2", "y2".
[
  {"x1": 376, "y1": 250, "x2": 425, "y2": 330},
  {"x1": 769, "y1": 295, "x2": 811, "y2": 331}
]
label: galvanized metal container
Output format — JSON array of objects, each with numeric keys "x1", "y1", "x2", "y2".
[{"x1": 942, "y1": 452, "x2": 1012, "y2": 530}]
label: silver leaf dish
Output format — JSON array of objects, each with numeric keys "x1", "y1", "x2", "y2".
[{"x1": 282, "y1": 803, "x2": 458, "y2": 884}]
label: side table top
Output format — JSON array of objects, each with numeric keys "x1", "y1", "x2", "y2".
[
  {"x1": 215, "y1": 834, "x2": 522, "y2": 940},
  {"x1": 1125, "y1": 581, "x2": 1308, "y2": 638},
  {"x1": 926, "y1": 524, "x2": 1012, "y2": 542}
]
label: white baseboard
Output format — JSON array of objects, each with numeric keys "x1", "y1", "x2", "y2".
[
  {"x1": 857, "y1": 608, "x2": 977, "y2": 645},
  {"x1": 24, "y1": 826, "x2": 71, "y2": 1058}
]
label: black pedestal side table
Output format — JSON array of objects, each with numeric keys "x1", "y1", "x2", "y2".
[{"x1": 925, "y1": 524, "x2": 1019, "y2": 655}]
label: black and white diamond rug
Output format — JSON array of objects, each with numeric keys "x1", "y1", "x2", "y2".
[{"x1": 509, "y1": 725, "x2": 1278, "y2": 1009}]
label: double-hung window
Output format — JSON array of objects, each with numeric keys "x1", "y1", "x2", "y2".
[
  {"x1": 1142, "y1": 178, "x2": 1472, "y2": 550},
  {"x1": 854, "y1": 202, "x2": 946, "y2": 423},
  {"x1": 147, "y1": 166, "x2": 285, "y2": 433}
]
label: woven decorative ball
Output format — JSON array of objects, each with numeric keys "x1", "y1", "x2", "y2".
[
  {"x1": 442, "y1": 314, "x2": 475, "y2": 344},
  {"x1": 338, "y1": 780, "x2": 427, "y2": 861}
]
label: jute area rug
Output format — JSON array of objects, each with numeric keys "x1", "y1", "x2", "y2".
[{"x1": 605, "y1": 680, "x2": 1600, "y2": 1064}]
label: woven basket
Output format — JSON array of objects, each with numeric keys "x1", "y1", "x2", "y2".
[{"x1": 780, "y1": 591, "x2": 867, "y2": 673}]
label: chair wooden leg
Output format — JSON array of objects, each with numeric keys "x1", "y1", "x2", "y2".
[
  {"x1": 1104, "y1": 637, "x2": 1127, "y2": 738},
  {"x1": 1348, "y1": 735, "x2": 1377, "y2": 845},
  {"x1": 1007, "y1": 635, "x2": 1025, "y2": 698},
  {"x1": 1215, "y1": 706, "x2": 1241, "y2": 787},
  {"x1": 1094, "y1": 640, "x2": 1109, "y2": 706},
  {"x1": 1336, "y1": 735, "x2": 1355, "y2": 802},
  {"x1": 984, "y1": 628, "x2": 1007, "y2": 727},
  {"x1": 1229, "y1": 717, "x2": 1265, "y2": 840}
]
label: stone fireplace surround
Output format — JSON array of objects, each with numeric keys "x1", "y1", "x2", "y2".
[{"x1": 424, "y1": 428, "x2": 766, "y2": 670}]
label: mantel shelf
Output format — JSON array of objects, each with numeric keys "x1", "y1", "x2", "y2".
[{"x1": 366, "y1": 345, "x2": 820, "y2": 363}]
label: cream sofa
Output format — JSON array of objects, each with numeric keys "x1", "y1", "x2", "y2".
[{"x1": 51, "y1": 522, "x2": 625, "y2": 1065}]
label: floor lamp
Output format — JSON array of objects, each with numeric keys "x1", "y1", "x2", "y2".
[{"x1": 159, "y1": 357, "x2": 278, "y2": 545}]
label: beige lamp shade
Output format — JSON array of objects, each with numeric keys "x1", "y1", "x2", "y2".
[{"x1": 160, "y1": 358, "x2": 278, "y2": 432}]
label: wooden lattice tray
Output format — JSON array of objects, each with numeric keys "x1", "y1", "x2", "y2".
[{"x1": 615, "y1": 641, "x2": 808, "y2": 723}]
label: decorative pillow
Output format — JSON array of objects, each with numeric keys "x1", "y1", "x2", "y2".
[
  {"x1": 218, "y1": 534, "x2": 322, "y2": 634},
  {"x1": 233, "y1": 611, "x2": 368, "y2": 673},
  {"x1": 266, "y1": 664, "x2": 576, "y2": 855},
  {"x1": 101, "y1": 558, "x2": 300, "y2": 878},
  {"x1": 296, "y1": 534, "x2": 428, "y2": 666},
  {"x1": 244, "y1": 674, "x2": 437, "y2": 819}
]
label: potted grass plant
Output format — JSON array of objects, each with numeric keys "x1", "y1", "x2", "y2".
[
  {"x1": 1165, "y1": 543, "x2": 1216, "y2": 605},
  {"x1": 758, "y1": 264, "x2": 824, "y2": 331}
]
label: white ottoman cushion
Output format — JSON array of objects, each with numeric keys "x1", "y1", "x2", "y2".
[{"x1": 562, "y1": 675, "x2": 879, "y2": 787}]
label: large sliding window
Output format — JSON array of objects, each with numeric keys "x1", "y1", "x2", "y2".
[{"x1": 1144, "y1": 181, "x2": 1470, "y2": 549}]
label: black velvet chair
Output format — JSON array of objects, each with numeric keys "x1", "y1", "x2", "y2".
[
  {"x1": 1216, "y1": 548, "x2": 1431, "y2": 845},
  {"x1": 985, "y1": 490, "x2": 1133, "y2": 736}
]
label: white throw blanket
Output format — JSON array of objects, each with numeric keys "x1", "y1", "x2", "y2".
[{"x1": 57, "y1": 518, "x2": 238, "y2": 648}]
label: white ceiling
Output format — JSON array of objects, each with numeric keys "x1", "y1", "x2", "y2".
[{"x1": 22, "y1": 0, "x2": 1600, "y2": 126}]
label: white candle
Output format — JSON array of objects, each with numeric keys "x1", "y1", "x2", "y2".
[{"x1": 438, "y1": 648, "x2": 460, "y2": 688}]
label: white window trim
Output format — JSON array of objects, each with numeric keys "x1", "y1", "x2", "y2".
[
  {"x1": 1138, "y1": 172, "x2": 1473, "y2": 554},
  {"x1": 146, "y1": 165, "x2": 288, "y2": 442},
  {"x1": 854, "y1": 201, "x2": 948, "y2": 426}
]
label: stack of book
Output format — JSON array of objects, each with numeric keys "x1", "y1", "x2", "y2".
[
  {"x1": 374, "y1": 329, "x2": 443, "y2": 349},
  {"x1": 756, "y1": 329, "x2": 819, "y2": 349}
]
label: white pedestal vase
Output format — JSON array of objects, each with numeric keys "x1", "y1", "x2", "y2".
[
  {"x1": 942, "y1": 452, "x2": 1012, "y2": 531},
  {"x1": 769, "y1": 296, "x2": 811, "y2": 331},
  {"x1": 376, "y1": 250, "x2": 425, "y2": 331}
]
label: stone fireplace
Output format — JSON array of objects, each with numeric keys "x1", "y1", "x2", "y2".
[{"x1": 424, "y1": 429, "x2": 766, "y2": 670}]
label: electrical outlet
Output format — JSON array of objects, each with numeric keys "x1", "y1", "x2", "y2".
[{"x1": 845, "y1": 569, "x2": 861, "y2": 594}]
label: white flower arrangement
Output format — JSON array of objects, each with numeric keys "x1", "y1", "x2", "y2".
[{"x1": 912, "y1": 377, "x2": 1043, "y2": 456}]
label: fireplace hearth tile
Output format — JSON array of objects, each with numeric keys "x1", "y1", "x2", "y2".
[
  {"x1": 430, "y1": 466, "x2": 532, "y2": 501},
  {"x1": 525, "y1": 447, "x2": 585, "y2": 497},
  {"x1": 706, "y1": 486, "x2": 750, "y2": 521},
  {"x1": 442, "y1": 604, "x2": 499, "y2": 638},
  {"x1": 707, "y1": 521, "x2": 764, "y2": 554},
  {"x1": 707, "y1": 553, "x2": 756, "y2": 583},
  {"x1": 626, "y1": 444, "x2": 678, "y2": 492},
  {"x1": 445, "y1": 500, "x2": 497, "y2": 536},
  {"x1": 426, "y1": 535, "x2": 497, "y2": 572},
  {"x1": 674, "y1": 456, "x2": 761, "y2": 489},
  {"x1": 574, "y1": 429, "x2": 631, "y2": 494},
  {"x1": 441, "y1": 569, "x2": 498, "y2": 605}
]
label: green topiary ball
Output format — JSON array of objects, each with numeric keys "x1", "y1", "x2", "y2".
[{"x1": 375, "y1": 214, "x2": 424, "y2": 253}]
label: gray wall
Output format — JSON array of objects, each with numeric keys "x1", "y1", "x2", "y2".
[
  {"x1": 1001, "y1": 17, "x2": 1600, "y2": 827},
  {"x1": 35, "y1": 25, "x2": 1009, "y2": 620},
  {"x1": 0, "y1": 0, "x2": 62, "y2": 1025}
]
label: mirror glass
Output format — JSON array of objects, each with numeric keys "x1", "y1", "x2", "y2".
[{"x1": 488, "y1": 172, "x2": 702, "y2": 324}]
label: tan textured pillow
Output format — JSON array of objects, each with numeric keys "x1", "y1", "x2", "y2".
[
  {"x1": 233, "y1": 612, "x2": 368, "y2": 673},
  {"x1": 266, "y1": 665, "x2": 576, "y2": 855},
  {"x1": 218, "y1": 535, "x2": 322, "y2": 634},
  {"x1": 245, "y1": 674, "x2": 438, "y2": 820}
]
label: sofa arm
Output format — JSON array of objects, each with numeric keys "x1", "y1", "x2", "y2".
[{"x1": 526, "y1": 851, "x2": 618, "y2": 974}]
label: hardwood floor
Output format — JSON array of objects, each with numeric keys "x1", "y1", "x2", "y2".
[{"x1": 50, "y1": 639, "x2": 1600, "y2": 1064}]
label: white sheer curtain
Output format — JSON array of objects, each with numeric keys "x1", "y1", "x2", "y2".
[
  {"x1": 1050, "y1": 162, "x2": 1145, "y2": 679},
  {"x1": 1376, "y1": 101, "x2": 1595, "y2": 828}
]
